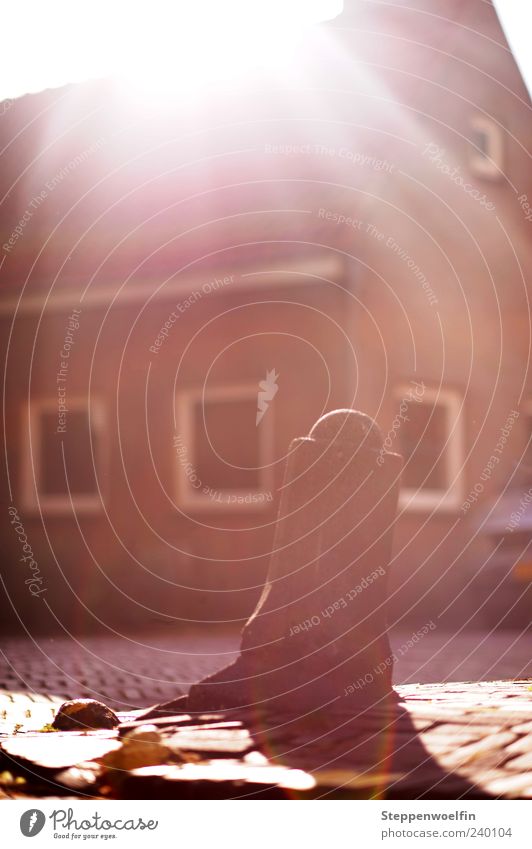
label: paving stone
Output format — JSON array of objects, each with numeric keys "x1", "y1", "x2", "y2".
[
  {"x1": 504, "y1": 750, "x2": 532, "y2": 771},
  {"x1": 113, "y1": 760, "x2": 317, "y2": 799},
  {"x1": 167, "y1": 727, "x2": 254, "y2": 755},
  {"x1": 1, "y1": 733, "x2": 121, "y2": 770},
  {"x1": 483, "y1": 771, "x2": 532, "y2": 798},
  {"x1": 504, "y1": 733, "x2": 532, "y2": 756},
  {"x1": 421, "y1": 724, "x2": 499, "y2": 745},
  {"x1": 512, "y1": 720, "x2": 532, "y2": 734},
  {"x1": 435, "y1": 731, "x2": 517, "y2": 769}
]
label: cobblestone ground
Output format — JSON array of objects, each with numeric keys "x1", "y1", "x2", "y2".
[{"x1": 0, "y1": 627, "x2": 530, "y2": 711}]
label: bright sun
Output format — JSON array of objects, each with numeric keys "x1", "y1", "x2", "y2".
[{"x1": 0, "y1": 0, "x2": 343, "y2": 104}]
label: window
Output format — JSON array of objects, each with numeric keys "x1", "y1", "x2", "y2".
[
  {"x1": 175, "y1": 385, "x2": 275, "y2": 511},
  {"x1": 22, "y1": 399, "x2": 105, "y2": 513},
  {"x1": 394, "y1": 385, "x2": 464, "y2": 510},
  {"x1": 469, "y1": 115, "x2": 503, "y2": 179}
]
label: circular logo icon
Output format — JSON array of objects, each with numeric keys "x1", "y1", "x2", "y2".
[{"x1": 20, "y1": 809, "x2": 46, "y2": 837}]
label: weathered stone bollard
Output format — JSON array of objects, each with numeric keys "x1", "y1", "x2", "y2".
[{"x1": 186, "y1": 409, "x2": 402, "y2": 716}]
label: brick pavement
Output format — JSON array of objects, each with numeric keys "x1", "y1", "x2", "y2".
[
  {"x1": 1, "y1": 627, "x2": 530, "y2": 710},
  {"x1": 0, "y1": 627, "x2": 530, "y2": 799}
]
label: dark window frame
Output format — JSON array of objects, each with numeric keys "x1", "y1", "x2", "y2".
[
  {"x1": 175, "y1": 384, "x2": 275, "y2": 512},
  {"x1": 21, "y1": 399, "x2": 106, "y2": 514}
]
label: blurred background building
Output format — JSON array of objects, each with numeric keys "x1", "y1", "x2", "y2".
[{"x1": 1, "y1": 0, "x2": 531, "y2": 635}]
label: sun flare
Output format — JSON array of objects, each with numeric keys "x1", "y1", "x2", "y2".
[{"x1": 0, "y1": 0, "x2": 343, "y2": 103}]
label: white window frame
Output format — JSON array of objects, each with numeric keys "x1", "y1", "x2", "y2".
[
  {"x1": 395, "y1": 384, "x2": 465, "y2": 512},
  {"x1": 21, "y1": 398, "x2": 106, "y2": 514},
  {"x1": 175, "y1": 384, "x2": 275, "y2": 512},
  {"x1": 469, "y1": 115, "x2": 504, "y2": 179}
]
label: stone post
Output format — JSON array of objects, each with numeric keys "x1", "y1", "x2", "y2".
[{"x1": 186, "y1": 409, "x2": 402, "y2": 716}]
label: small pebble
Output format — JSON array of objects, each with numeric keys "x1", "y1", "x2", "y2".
[{"x1": 52, "y1": 699, "x2": 119, "y2": 731}]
